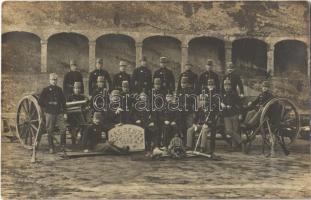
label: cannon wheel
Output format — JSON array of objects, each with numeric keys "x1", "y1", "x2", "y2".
[
  {"x1": 15, "y1": 95, "x2": 43, "y2": 149},
  {"x1": 260, "y1": 97, "x2": 300, "y2": 150}
]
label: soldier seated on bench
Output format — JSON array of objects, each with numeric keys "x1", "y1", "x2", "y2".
[
  {"x1": 243, "y1": 81, "x2": 274, "y2": 128},
  {"x1": 83, "y1": 112, "x2": 129, "y2": 154},
  {"x1": 66, "y1": 81, "x2": 88, "y2": 145}
]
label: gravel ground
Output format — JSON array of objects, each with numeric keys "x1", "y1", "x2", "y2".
[{"x1": 2, "y1": 136, "x2": 310, "y2": 199}]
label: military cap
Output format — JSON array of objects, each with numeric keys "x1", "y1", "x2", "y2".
[
  {"x1": 141, "y1": 56, "x2": 147, "y2": 62},
  {"x1": 119, "y1": 60, "x2": 127, "y2": 66},
  {"x1": 223, "y1": 79, "x2": 231, "y2": 86},
  {"x1": 181, "y1": 76, "x2": 190, "y2": 84},
  {"x1": 208, "y1": 79, "x2": 215, "y2": 85},
  {"x1": 207, "y1": 59, "x2": 213, "y2": 66},
  {"x1": 70, "y1": 59, "x2": 77, "y2": 65},
  {"x1": 96, "y1": 58, "x2": 103, "y2": 64},
  {"x1": 160, "y1": 57, "x2": 168, "y2": 63},
  {"x1": 262, "y1": 81, "x2": 270, "y2": 88},
  {"x1": 97, "y1": 76, "x2": 105, "y2": 82},
  {"x1": 154, "y1": 78, "x2": 161, "y2": 85},
  {"x1": 49, "y1": 73, "x2": 58, "y2": 80},
  {"x1": 111, "y1": 90, "x2": 120, "y2": 96},
  {"x1": 73, "y1": 81, "x2": 82, "y2": 88},
  {"x1": 122, "y1": 80, "x2": 129, "y2": 88},
  {"x1": 93, "y1": 112, "x2": 102, "y2": 120}
]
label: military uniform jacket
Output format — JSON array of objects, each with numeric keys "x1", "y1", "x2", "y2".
[
  {"x1": 153, "y1": 67, "x2": 175, "y2": 94},
  {"x1": 248, "y1": 90, "x2": 273, "y2": 110},
  {"x1": 198, "y1": 70, "x2": 220, "y2": 93},
  {"x1": 178, "y1": 88, "x2": 197, "y2": 112},
  {"x1": 38, "y1": 85, "x2": 66, "y2": 115},
  {"x1": 176, "y1": 69, "x2": 198, "y2": 94},
  {"x1": 222, "y1": 71, "x2": 244, "y2": 95},
  {"x1": 67, "y1": 94, "x2": 88, "y2": 102},
  {"x1": 86, "y1": 123, "x2": 106, "y2": 143},
  {"x1": 88, "y1": 69, "x2": 111, "y2": 95},
  {"x1": 222, "y1": 91, "x2": 243, "y2": 117},
  {"x1": 63, "y1": 71, "x2": 84, "y2": 97},
  {"x1": 113, "y1": 72, "x2": 131, "y2": 91},
  {"x1": 132, "y1": 66, "x2": 152, "y2": 94}
]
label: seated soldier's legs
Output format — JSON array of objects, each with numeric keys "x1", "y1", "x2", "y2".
[
  {"x1": 208, "y1": 127, "x2": 217, "y2": 154},
  {"x1": 200, "y1": 126, "x2": 209, "y2": 150},
  {"x1": 224, "y1": 116, "x2": 242, "y2": 147}
]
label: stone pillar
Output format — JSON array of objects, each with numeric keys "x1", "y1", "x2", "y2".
[
  {"x1": 89, "y1": 40, "x2": 96, "y2": 72},
  {"x1": 135, "y1": 42, "x2": 143, "y2": 67},
  {"x1": 40, "y1": 40, "x2": 48, "y2": 73},
  {"x1": 225, "y1": 41, "x2": 232, "y2": 68},
  {"x1": 181, "y1": 43, "x2": 189, "y2": 72},
  {"x1": 267, "y1": 45, "x2": 275, "y2": 76}
]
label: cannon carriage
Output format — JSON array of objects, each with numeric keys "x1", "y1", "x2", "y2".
[{"x1": 15, "y1": 94, "x2": 90, "y2": 150}]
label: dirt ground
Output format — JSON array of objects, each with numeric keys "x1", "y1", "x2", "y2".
[{"x1": 1, "y1": 136, "x2": 311, "y2": 199}]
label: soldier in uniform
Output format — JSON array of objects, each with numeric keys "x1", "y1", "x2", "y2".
[
  {"x1": 119, "y1": 80, "x2": 133, "y2": 123},
  {"x1": 244, "y1": 81, "x2": 274, "y2": 127},
  {"x1": 88, "y1": 58, "x2": 112, "y2": 96},
  {"x1": 113, "y1": 60, "x2": 131, "y2": 91},
  {"x1": 222, "y1": 62, "x2": 244, "y2": 97},
  {"x1": 177, "y1": 63, "x2": 198, "y2": 94},
  {"x1": 178, "y1": 75, "x2": 198, "y2": 143},
  {"x1": 187, "y1": 79, "x2": 221, "y2": 157},
  {"x1": 221, "y1": 79, "x2": 245, "y2": 151},
  {"x1": 131, "y1": 56, "x2": 152, "y2": 94},
  {"x1": 161, "y1": 93, "x2": 181, "y2": 148},
  {"x1": 63, "y1": 59, "x2": 84, "y2": 98},
  {"x1": 38, "y1": 73, "x2": 67, "y2": 153},
  {"x1": 198, "y1": 59, "x2": 220, "y2": 93},
  {"x1": 66, "y1": 82, "x2": 89, "y2": 145},
  {"x1": 153, "y1": 57, "x2": 175, "y2": 94},
  {"x1": 133, "y1": 92, "x2": 157, "y2": 152}
]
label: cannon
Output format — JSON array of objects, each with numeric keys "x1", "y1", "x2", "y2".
[{"x1": 15, "y1": 94, "x2": 89, "y2": 150}]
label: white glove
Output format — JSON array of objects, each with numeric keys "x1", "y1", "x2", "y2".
[
  {"x1": 115, "y1": 108, "x2": 124, "y2": 114},
  {"x1": 171, "y1": 121, "x2": 176, "y2": 126},
  {"x1": 148, "y1": 122, "x2": 154, "y2": 126},
  {"x1": 240, "y1": 94, "x2": 244, "y2": 98},
  {"x1": 221, "y1": 103, "x2": 226, "y2": 108},
  {"x1": 193, "y1": 124, "x2": 198, "y2": 131},
  {"x1": 202, "y1": 124, "x2": 208, "y2": 130},
  {"x1": 164, "y1": 120, "x2": 170, "y2": 125},
  {"x1": 136, "y1": 120, "x2": 141, "y2": 124}
]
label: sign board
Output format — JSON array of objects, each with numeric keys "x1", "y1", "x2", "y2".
[{"x1": 108, "y1": 124, "x2": 145, "y2": 152}]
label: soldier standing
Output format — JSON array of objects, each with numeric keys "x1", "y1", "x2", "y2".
[
  {"x1": 38, "y1": 73, "x2": 67, "y2": 153},
  {"x1": 131, "y1": 56, "x2": 152, "y2": 94},
  {"x1": 88, "y1": 58, "x2": 112, "y2": 96},
  {"x1": 153, "y1": 57, "x2": 175, "y2": 94},
  {"x1": 177, "y1": 63, "x2": 198, "y2": 94},
  {"x1": 222, "y1": 62, "x2": 244, "y2": 97},
  {"x1": 90, "y1": 76, "x2": 109, "y2": 115},
  {"x1": 198, "y1": 59, "x2": 220, "y2": 93},
  {"x1": 113, "y1": 60, "x2": 131, "y2": 91},
  {"x1": 221, "y1": 79, "x2": 245, "y2": 151},
  {"x1": 67, "y1": 82, "x2": 89, "y2": 145},
  {"x1": 63, "y1": 59, "x2": 84, "y2": 98}
]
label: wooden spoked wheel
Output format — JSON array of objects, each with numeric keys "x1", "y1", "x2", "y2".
[
  {"x1": 15, "y1": 95, "x2": 43, "y2": 149},
  {"x1": 260, "y1": 97, "x2": 300, "y2": 150}
]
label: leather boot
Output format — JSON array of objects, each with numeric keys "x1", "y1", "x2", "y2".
[{"x1": 48, "y1": 135, "x2": 55, "y2": 154}]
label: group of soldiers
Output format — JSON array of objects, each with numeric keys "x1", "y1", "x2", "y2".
[{"x1": 38, "y1": 56, "x2": 273, "y2": 158}]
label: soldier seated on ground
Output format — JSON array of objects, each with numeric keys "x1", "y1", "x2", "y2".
[
  {"x1": 243, "y1": 81, "x2": 274, "y2": 128},
  {"x1": 83, "y1": 112, "x2": 129, "y2": 154},
  {"x1": 168, "y1": 133, "x2": 186, "y2": 159},
  {"x1": 66, "y1": 81, "x2": 89, "y2": 145}
]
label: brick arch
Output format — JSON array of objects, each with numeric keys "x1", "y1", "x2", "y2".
[
  {"x1": 274, "y1": 39, "x2": 308, "y2": 76},
  {"x1": 232, "y1": 38, "x2": 268, "y2": 75},
  {"x1": 96, "y1": 34, "x2": 136, "y2": 75},
  {"x1": 2, "y1": 31, "x2": 41, "y2": 72},
  {"x1": 142, "y1": 35, "x2": 181, "y2": 79},
  {"x1": 47, "y1": 32, "x2": 89, "y2": 73},
  {"x1": 188, "y1": 36, "x2": 225, "y2": 74}
]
